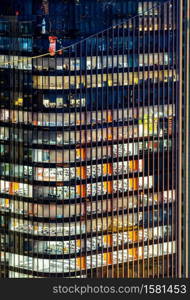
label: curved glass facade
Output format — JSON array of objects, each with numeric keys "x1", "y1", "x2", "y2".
[{"x1": 0, "y1": 0, "x2": 185, "y2": 278}]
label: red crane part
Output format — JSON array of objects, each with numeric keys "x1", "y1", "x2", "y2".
[{"x1": 49, "y1": 36, "x2": 57, "y2": 56}]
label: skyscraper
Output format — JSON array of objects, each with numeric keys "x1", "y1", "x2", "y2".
[{"x1": 0, "y1": 0, "x2": 189, "y2": 278}]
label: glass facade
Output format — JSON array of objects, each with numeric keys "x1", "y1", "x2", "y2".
[{"x1": 0, "y1": 0, "x2": 188, "y2": 278}]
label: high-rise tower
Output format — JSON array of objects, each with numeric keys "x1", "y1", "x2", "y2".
[{"x1": 0, "y1": 0, "x2": 189, "y2": 278}]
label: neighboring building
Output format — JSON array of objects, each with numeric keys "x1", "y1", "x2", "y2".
[{"x1": 0, "y1": 0, "x2": 189, "y2": 278}]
